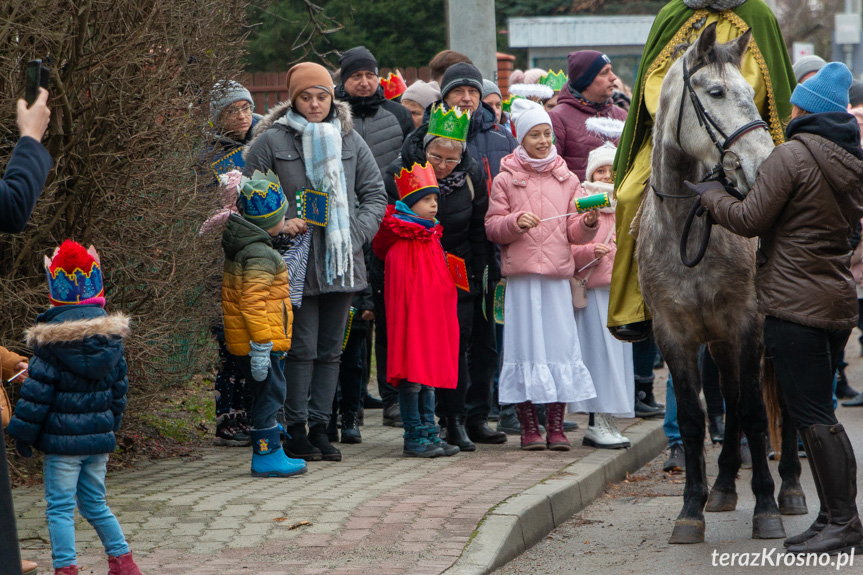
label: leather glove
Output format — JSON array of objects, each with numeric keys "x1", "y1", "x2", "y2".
[
  {"x1": 249, "y1": 341, "x2": 273, "y2": 382},
  {"x1": 15, "y1": 440, "x2": 32, "y2": 458},
  {"x1": 684, "y1": 180, "x2": 726, "y2": 198}
]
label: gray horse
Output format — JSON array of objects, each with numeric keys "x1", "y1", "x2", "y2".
[{"x1": 636, "y1": 23, "x2": 804, "y2": 544}]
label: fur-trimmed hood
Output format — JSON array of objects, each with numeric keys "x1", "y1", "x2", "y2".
[
  {"x1": 249, "y1": 99, "x2": 354, "y2": 145},
  {"x1": 26, "y1": 305, "x2": 130, "y2": 380}
]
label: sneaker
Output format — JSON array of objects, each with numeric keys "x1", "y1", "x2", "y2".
[
  {"x1": 215, "y1": 413, "x2": 252, "y2": 447},
  {"x1": 663, "y1": 443, "x2": 685, "y2": 472},
  {"x1": 604, "y1": 415, "x2": 631, "y2": 447},
  {"x1": 497, "y1": 407, "x2": 521, "y2": 435},
  {"x1": 583, "y1": 414, "x2": 629, "y2": 449}
]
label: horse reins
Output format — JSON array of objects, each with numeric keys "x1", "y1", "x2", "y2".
[{"x1": 662, "y1": 58, "x2": 769, "y2": 267}]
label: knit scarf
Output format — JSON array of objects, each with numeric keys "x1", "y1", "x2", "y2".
[
  {"x1": 437, "y1": 171, "x2": 467, "y2": 196},
  {"x1": 683, "y1": 0, "x2": 746, "y2": 9},
  {"x1": 395, "y1": 201, "x2": 437, "y2": 229},
  {"x1": 284, "y1": 109, "x2": 353, "y2": 287},
  {"x1": 514, "y1": 144, "x2": 559, "y2": 173}
]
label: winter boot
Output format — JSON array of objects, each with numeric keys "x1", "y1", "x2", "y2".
[
  {"x1": 107, "y1": 552, "x2": 143, "y2": 575},
  {"x1": 445, "y1": 415, "x2": 476, "y2": 452},
  {"x1": 54, "y1": 566, "x2": 78, "y2": 575},
  {"x1": 496, "y1": 405, "x2": 521, "y2": 435},
  {"x1": 215, "y1": 412, "x2": 252, "y2": 447},
  {"x1": 403, "y1": 426, "x2": 444, "y2": 458},
  {"x1": 514, "y1": 402, "x2": 545, "y2": 450},
  {"x1": 636, "y1": 380, "x2": 665, "y2": 415},
  {"x1": 283, "y1": 423, "x2": 323, "y2": 461},
  {"x1": 427, "y1": 424, "x2": 460, "y2": 456},
  {"x1": 251, "y1": 427, "x2": 307, "y2": 478},
  {"x1": 340, "y1": 411, "x2": 362, "y2": 444},
  {"x1": 326, "y1": 411, "x2": 339, "y2": 442},
  {"x1": 545, "y1": 402, "x2": 571, "y2": 451},
  {"x1": 308, "y1": 422, "x2": 342, "y2": 461},
  {"x1": 707, "y1": 414, "x2": 725, "y2": 444},
  {"x1": 786, "y1": 424, "x2": 863, "y2": 555},
  {"x1": 785, "y1": 432, "x2": 829, "y2": 547}
]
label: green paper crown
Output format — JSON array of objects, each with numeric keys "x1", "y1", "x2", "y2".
[
  {"x1": 539, "y1": 70, "x2": 567, "y2": 92},
  {"x1": 427, "y1": 105, "x2": 471, "y2": 142},
  {"x1": 501, "y1": 94, "x2": 524, "y2": 114}
]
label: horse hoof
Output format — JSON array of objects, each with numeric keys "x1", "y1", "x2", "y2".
[
  {"x1": 752, "y1": 514, "x2": 786, "y2": 539},
  {"x1": 778, "y1": 492, "x2": 808, "y2": 515},
  {"x1": 705, "y1": 489, "x2": 737, "y2": 512},
  {"x1": 670, "y1": 519, "x2": 705, "y2": 544}
]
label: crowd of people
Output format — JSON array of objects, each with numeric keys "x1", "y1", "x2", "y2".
[{"x1": 6, "y1": 0, "x2": 863, "y2": 573}]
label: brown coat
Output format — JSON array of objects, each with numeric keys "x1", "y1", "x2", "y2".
[{"x1": 702, "y1": 125, "x2": 863, "y2": 330}]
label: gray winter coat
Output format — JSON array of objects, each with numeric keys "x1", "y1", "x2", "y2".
[
  {"x1": 335, "y1": 84, "x2": 414, "y2": 171},
  {"x1": 243, "y1": 100, "x2": 387, "y2": 296}
]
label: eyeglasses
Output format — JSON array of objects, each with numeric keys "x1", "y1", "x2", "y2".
[
  {"x1": 225, "y1": 103, "x2": 253, "y2": 117},
  {"x1": 427, "y1": 153, "x2": 460, "y2": 167}
]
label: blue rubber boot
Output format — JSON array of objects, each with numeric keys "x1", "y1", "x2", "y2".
[{"x1": 251, "y1": 426, "x2": 307, "y2": 478}]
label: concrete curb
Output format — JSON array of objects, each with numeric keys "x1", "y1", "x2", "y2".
[{"x1": 442, "y1": 418, "x2": 666, "y2": 575}]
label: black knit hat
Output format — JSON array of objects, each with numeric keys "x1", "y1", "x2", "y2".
[
  {"x1": 851, "y1": 80, "x2": 863, "y2": 108},
  {"x1": 340, "y1": 46, "x2": 378, "y2": 80},
  {"x1": 440, "y1": 62, "x2": 484, "y2": 100}
]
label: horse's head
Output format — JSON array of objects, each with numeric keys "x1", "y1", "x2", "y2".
[{"x1": 657, "y1": 22, "x2": 774, "y2": 193}]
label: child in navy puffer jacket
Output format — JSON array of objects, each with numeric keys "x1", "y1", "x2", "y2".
[{"x1": 7, "y1": 240, "x2": 141, "y2": 575}]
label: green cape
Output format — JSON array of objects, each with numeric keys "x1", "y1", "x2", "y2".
[{"x1": 613, "y1": 0, "x2": 796, "y2": 187}]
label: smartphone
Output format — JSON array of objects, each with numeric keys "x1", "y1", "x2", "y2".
[{"x1": 25, "y1": 59, "x2": 50, "y2": 106}]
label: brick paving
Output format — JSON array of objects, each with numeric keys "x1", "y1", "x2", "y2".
[{"x1": 12, "y1": 413, "x2": 641, "y2": 574}]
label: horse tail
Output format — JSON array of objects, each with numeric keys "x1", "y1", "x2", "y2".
[{"x1": 761, "y1": 350, "x2": 782, "y2": 458}]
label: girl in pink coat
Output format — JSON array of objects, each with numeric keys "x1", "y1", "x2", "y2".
[
  {"x1": 485, "y1": 102, "x2": 598, "y2": 451},
  {"x1": 568, "y1": 143, "x2": 636, "y2": 450}
]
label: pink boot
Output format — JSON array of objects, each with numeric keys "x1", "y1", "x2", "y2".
[
  {"x1": 515, "y1": 402, "x2": 545, "y2": 450},
  {"x1": 54, "y1": 566, "x2": 78, "y2": 575},
  {"x1": 545, "y1": 403, "x2": 571, "y2": 451},
  {"x1": 107, "y1": 552, "x2": 143, "y2": 575}
]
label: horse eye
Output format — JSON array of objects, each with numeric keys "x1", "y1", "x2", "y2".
[{"x1": 708, "y1": 87, "x2": 726, "y2": 99}]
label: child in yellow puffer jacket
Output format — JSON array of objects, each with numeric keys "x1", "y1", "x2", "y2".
[{"x1": 221, "y1": 170, "x2": 305, "y2": 478}]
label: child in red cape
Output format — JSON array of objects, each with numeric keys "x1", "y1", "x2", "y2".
[{"x1": 373, "y1": 162, "x2": 461, "y2": 458}]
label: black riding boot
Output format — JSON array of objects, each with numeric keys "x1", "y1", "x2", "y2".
[
  {"x1": 786, "y1": 424, "x2": 863, "y2": 555},
  {"x1": 446, "y1": 415, "x2": 475, "y2": 452},
  {"x1": 784, "y1": 432, "x2": 828, "y2": 547}
]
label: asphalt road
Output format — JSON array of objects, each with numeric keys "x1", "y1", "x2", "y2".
[{"x1": 495, "y1": 335, "x2": 863, "y2": 575}]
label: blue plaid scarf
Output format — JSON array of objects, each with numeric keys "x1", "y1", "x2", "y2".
[{"x1": 284, "y1": 109, "x2": 353, "y2": 287}]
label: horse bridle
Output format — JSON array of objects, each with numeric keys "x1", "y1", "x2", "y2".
[{"x1": 662, "y1": 57, "x2": 769, "y2": 267}]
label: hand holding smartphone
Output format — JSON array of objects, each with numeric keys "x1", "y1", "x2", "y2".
[
  {"x1": 25, "y1": 60, "x2": 50, "y2": 107},
  {"x1": 18, "y1": 60, "x2": 51, "y2": 141}
]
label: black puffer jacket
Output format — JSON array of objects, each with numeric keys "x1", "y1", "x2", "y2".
[
  {"x1": 381, "y1": 125, "x2": 490, "y2": 296},
  {"x1": 336, "y1": 84, "x2": 414, "y2": 171}
]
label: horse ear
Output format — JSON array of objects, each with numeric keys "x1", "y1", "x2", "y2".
[
  {"x1": 725, "y1": 28, "x2": 753, "y2": 68},
  {"x1": 693, "y1": 21, "x2": 719, "y2": 64}
]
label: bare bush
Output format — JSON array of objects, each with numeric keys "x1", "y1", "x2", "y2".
[{"x1": 0, "y1": 0, "x2": 249, "y2": 397}]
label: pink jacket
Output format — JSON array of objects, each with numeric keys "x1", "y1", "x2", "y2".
[
  {"x1": 486, "y1": 153, "x2": 597, "y2": 279},
  {"x1": 572, "y1": 181, "x2": 617, "y2": 289}
]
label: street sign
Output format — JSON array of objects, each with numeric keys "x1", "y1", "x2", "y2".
[
  {"x1": 835, "y1": 13, "x2": 861, "y2": 45},
  {"x1": 792, "y1": 42, "x2": 814, "y2": 63}
]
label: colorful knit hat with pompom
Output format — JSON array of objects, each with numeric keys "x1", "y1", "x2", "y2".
[{"x1": 45, "y1": 240, "x2": 105, "y2": 307}]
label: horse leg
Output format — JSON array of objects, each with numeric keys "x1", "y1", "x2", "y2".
[
  {"x1": 736, "y1": 332, "x2": 785, "y2": 539},
  {"x1": 774, "y1": 375, "x2": 807, "y2": 515},
  {"x1": 658, "y1": 332, "x2": 708, "y2": 544},
  {"x1": 704, "y1": 341, "x2": 740, "y2": 512}
]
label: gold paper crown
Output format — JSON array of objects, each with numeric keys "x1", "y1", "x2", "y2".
[
  {"x1": 427, "y1": 105, "x2": 471, "y2": 142},
  {"x1": 539, "y1": 70, "x2": 567, "y2": 92}
]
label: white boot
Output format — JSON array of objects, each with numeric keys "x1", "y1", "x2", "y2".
[
  {"x1": 604, "y1": 415, "x2": 631, "y2": 447},
  {"x1": 583, "y1": 414, "x2": 628, "y2": 449}
]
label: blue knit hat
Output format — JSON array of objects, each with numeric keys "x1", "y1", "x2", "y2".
[{"x1": 790, "y1": 62, "x2": 852, "y2": 114}]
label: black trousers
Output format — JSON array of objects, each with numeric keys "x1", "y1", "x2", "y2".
[
  {"x1": 465, "y1": 289, "x2": 497, "y2": 425},
  {"x1": 763, "y1": 315, "x2": 850, "y2": 430}
]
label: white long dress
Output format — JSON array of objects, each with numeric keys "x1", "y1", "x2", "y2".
[
  {"x1": 499, "y1": 275, "x2": 596, "y2": 404},
  {"x1": 568, "y1": 287, "x2": 635, "y2": 417}
]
